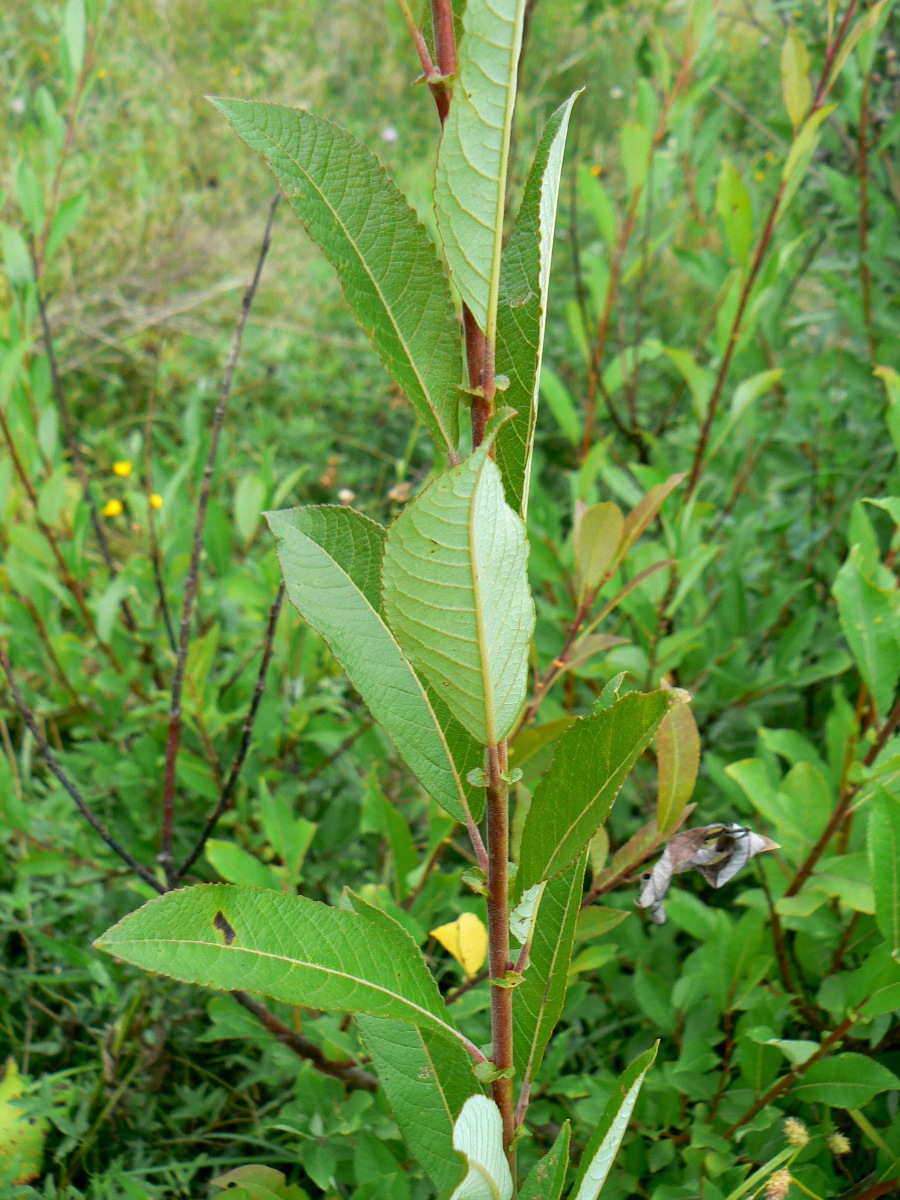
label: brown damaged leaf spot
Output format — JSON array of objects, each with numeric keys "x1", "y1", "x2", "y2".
[{"x1": 213, "y1": 910, "x2": 236, "y2": 946}]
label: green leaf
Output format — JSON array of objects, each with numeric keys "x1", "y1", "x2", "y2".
[
  {"x1": 356, "y1": 1017, "x2": 476, "y2": 1196},
  {"x1": 517, "y1": 691, "x2": 680, "y2": 891},
  {"x1": 780, "y1": 28, "x2": 811, "y2": 128},
  {"x1": 569, "y1": 1045, "x2": 658, "y2": 1200},
  {"x1": 869, "y1": 788, "x2": 900, "y2": 960},
  {"x1": 268, "y1": 505, "x2": 482, "y2": 823},
  {"x1": 791, "y1": 1053, "x2": 900, "y2": 1108},
  {"x1": 575, "y1": 503, "x2": 624, "y2": 602},
  {"x1": 206, "y1": 840, "x2": 280, "y2": 889},
  {"x1": 382, "y1": 435, "x2": 535, "y2": 745},
  {"x1": 448, "y1": 1095, "x2": 514, "y2": 1200},
  {"x1": 513, "y1": 855, "x2": 587, "y2": 1087},
  {"x1": 619, "y1": 122, "x2": 652, "y2": 193},
  {"x1": 61, "y1": 0, "x2": 86, "y2": 87},
  {"x1": 494, "y1": 94, "x2": 579, "y2": 516},
  {"x1": 234, "y1": 473, "x2": 267, "y2": 543},
  {"x1": 214, "y1": 100, "x2": 461, "y2": 456},
  {"x1": 435, "y1": 0, "x2": 527, "y2": 337},
  {"x1": 211, "y1": 1165, "x2": 308, "y2": 1200},
  {"x1": 518, "y1": 1122, "x2": 570, "y2": 1200},
  {"x1": 656, "y1": 697, "x2": 700, "y2": 835},
  {"x1": 578, "y1": 166, "x2": 617, "y2": 248},
  {"x1": 95, "y1": 885, "x2": 468, "y2": 1047},
  {"x1": 259, "y1": 789, "x2": 316, "y2": 883},
  {"x1": 715, "y1": 162, "x2": 753, "y2": 268},
  {"x1": 833, "y1": 545, "x2": 900, "y2": 717},
  {"x1": 539, "y1": 367, "x2": 581, "y2": 445}
]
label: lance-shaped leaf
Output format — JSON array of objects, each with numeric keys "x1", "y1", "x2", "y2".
[
  {"x1": 435, "y1": 0, "x2": 527, "y2": 336},
  {"x1": 513, "y1": 855, "x2": 586, "y2": 1088},
  {"x1": 448, "y1": 1095, "x2": 514, "y2": 1200},
  {"x1": 518, "y1": 1122, "x2": 570, "y2": 1200},
  {"x1": 494, "y1": 94, "x2": 579, "y2": 515},
  {"x1": 655, "y1": 697, "x2": 700, "y2": 835},
  {"x1": 574, "y1": 503, "x2": 624, "y2": 602},
  {"x1": 569, "y1": 1045, "x2": 657, "y2": 1200},
  {"x1": 214, "y1": 99, "x2": 461, "y2": 456},
  {"x1": 267, "y1": 506, "x2": 482, "y2": 824},
  {"x1": 382, "y1": 432, "x2": 535, "y2": 745},
  {"x1": 518, "y1": 691, "x2": 681, "y2": 892},
  {"x1": 833, "y1": 545, "x2": 900, "y2": 717},
  {"x1": 356, "y1": 1016, "x2": 477, "y2": 1196},
  {"x1": 95, "y1": 885, "x2": 468, "y2": 1049},
  {"x1": 869, "y1": 788, "x2": 900, "y2": 961}
]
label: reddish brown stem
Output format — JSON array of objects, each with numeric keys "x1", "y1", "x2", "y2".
[
  {"x1": 858, "y1": 72, "x2": 876, "y2": 360},
  {"x1": 486, "y1": 742, "x2": 515, "y2": 1165},
  {"x1": 725, "y1": 1011, "x2": 858, "y2": 1136}
]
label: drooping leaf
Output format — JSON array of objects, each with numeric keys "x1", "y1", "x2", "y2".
[
  {"x1": 434, "y1": 0, "x2": 527, "y2": 336},
  {"x1": 656, "y1": 698, "x2": 700, "y2": 835},
  {"x1": 833, "y1": 545, "x2": 900, "y2": 717},
  {"x1": 791, "y1": 1053, "x2": 900, "y2": 1108},
  {"x1": 574, "y1": 503, "x2": 624, "y2": 602},
  {"x1": 95, "y1": 885, "x2": 468, "y2": 1048},
  {"x1": 356, "y1": 1017, "x2": 476, "y2": 1196},
  {"x1": 448, "y1": 1095, "x2": 514, "y2": 1200},
  {"x1": 568, "y1": 1045, "x2": 658, "y2": 1200},
  {"x1": 518, "y1": 1122, "x2": 570, "y2": 1200},
  {"x1": 517, "y1": 691, "x2": 681, "y2": 891},
  {"x1": 431, "y1": 913, "x2": 489, "y2": 977},
  {"x1": 513, "y1": 855, "x2": 587, "y2": 1087},
  {"x1": 214, "y1": 100, "x2": 461, "y2": 455},
  {"x1": 494, "y1": 94, "x2": 579, "y2": 515},
  {"x1": 869, "y1": 788, "x2": 900, "y2": 960},
  {"x1": 267, "y1": 506, "x2": 482, "y2": 824},
  {"x1": 382, "y1": 433, "x2": 534, "y2": 745}
]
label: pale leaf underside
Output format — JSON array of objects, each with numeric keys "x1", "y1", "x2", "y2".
[
  {"x1": 382, "y1": 441, "x2": 534, "y2": 745},
  {"x1": 435, "y1": 0, "x2": 527, "y2": 335},
  {"x1": 267, "y1": 506, "x2": 482, "y2": 824}
]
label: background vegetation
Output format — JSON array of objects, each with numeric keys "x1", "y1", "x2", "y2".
[{"x1": 1, "y1": 0, "x2": 899, "y2": 1197}]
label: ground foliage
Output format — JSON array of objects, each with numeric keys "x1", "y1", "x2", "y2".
[{"x1": 1, "y1": 0, "x2": 899, "y2": 1197}]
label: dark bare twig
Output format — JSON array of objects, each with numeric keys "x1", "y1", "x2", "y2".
[
  {"x1": 160, "y1": 194, "x2": 280, "y2": 883},
  {"x1": 685, "y1": 0, "x2": 859, "y2": 498},
  {"x1": 231, "y1": 992, "x2": 378, "y2": 1090},
  {"x1": 0, "y1": 644, "x2": 165, "y2": 894},
  {"x1": 176, "y1": 584, "x2": 285, "y2": 879}
]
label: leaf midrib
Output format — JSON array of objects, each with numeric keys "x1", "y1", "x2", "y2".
[
  {"x1": 241, "y1": 108, "x2": 456, "y2": 456},
  {"x1": 110, "y1": 934, "x2": 465, "y2": 1044}
]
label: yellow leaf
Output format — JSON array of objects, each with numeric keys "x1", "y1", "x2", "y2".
[
  {"x1": 781, "y1": 27, "x2": 811, "y2": 129},
  {"x1": 0, "y1": 1059, "x2": 46, "y2": 1184},
  {"x1": 430, "y1": 912, "x2": 488, "y2": 977}
]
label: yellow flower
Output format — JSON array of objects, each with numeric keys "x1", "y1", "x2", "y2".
[
  {"x1": 754, "y1": 170, "x2": 765, "y2": 181},
  {"x1": 96, "y1": 67, "x2": 107, "y2": 79},
  {"x1": 827, "y1": 1132, "x2": 850, "y2": 1155},
  {"x1": 590, "y1": 164, "x2": 603, "y2": 178},
  {"x1": 112, "y1": 460, "x2": 132, "y2": 478},
  {"x1": 231, "y1": 65, "x2": 241, "y2": 75},
  {"x1": 149, "y1": 493, "x2": 163, "y2": 510},
  {"x1": 102, "y1": 499, "x2": 123, "y2": 518}
]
